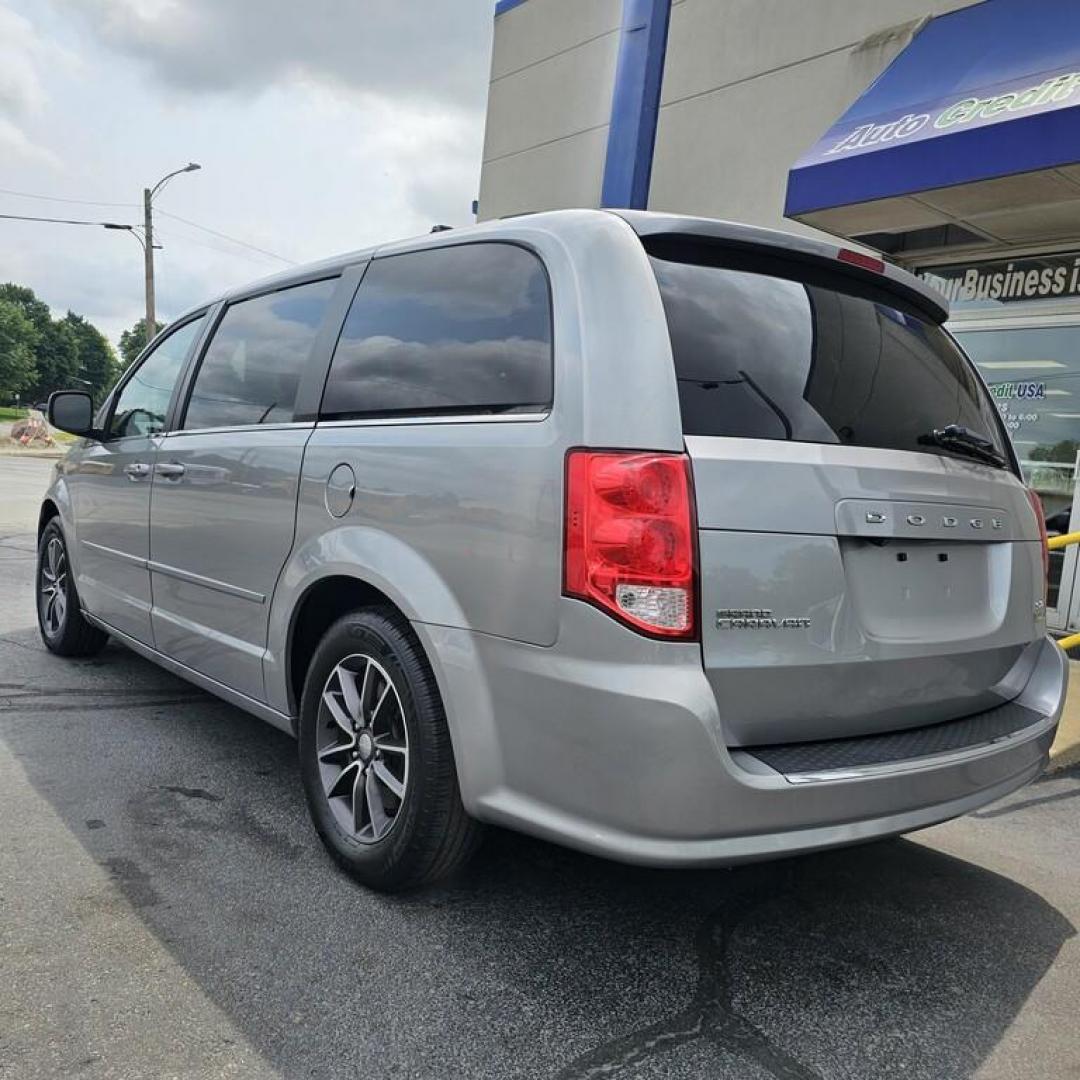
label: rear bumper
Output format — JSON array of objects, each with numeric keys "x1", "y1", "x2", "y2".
[
  {"x1": 418, "y1": 607, "x2": 1066, "y2": 868},
  {"x1": 476, "y1": 753, "x2": 1049, "y2": 867}
]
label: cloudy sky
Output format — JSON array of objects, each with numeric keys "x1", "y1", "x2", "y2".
[{"x1": 0, "y1": 0, "x2": 495, "y2": 347}]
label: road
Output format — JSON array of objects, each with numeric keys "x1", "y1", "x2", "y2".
[
  {"x1": 1, "y1": 455, "x2": 1079, "y2": 1079},
  {"x1": 0, "y1": 456, "x2": 57, "y2": 531}
]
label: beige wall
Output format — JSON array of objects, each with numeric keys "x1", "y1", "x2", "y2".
[
  {"x1": 477, "y1": 0, "x2": 622, "y2": 221},
  {"x1": 478, "y1": 0, "x2": 982, "y2": 231}
]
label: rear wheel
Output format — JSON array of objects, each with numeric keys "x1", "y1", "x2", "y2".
[
  {"x1": 36, "y1": 519, "x2": 108, "y2": 657},
  {"x1": 298, "y1": 608, "x2": 481, "y2": 891}
]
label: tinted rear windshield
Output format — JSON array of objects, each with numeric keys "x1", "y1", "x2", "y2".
[{"x1": 650, "y1": 246, "x2": 1010, "y2": 467}]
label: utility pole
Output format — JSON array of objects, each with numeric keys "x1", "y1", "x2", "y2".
[
  {"x1": 142, "y1": 162, "x2": 201, "y2": 346},
  {"x1": 143, "y1": 186, "x2": 155, "y2": 346}
]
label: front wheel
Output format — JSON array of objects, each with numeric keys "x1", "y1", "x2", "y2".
[
  {"x1": 298, "y1": 608, "x2": 482, "y2": 891},
  {"x1": 36, "y1": 519, "x2": 108, "y2": 657}
]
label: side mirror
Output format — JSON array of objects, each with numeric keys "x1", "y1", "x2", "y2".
[{"x1": 48, "y1": 390, "x2": 96, "y2": 438}]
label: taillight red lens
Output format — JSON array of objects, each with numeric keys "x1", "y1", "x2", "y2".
[
  {"x1": 1026, "y1": 487, "x2": 1049, "y2": 599},
  {"x1": 837, "y1": 248, "x2": 885, "y2": 273},
  {"x1": 564, "y1": 450, "x2": 696, "y2": 639}
]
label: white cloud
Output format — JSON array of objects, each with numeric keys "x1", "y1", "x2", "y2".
[
  {"x1": 0, "y1": 117, "x2": 62, "y2": 168},
  {"x1": 0, "y1": 5, "x2": 77, "y2": 164},
  {"x1": 0, "y1": 0, "x2": 495, "y2": 350},
  {"x1": 54, "y1": 0, "x2": 491, "y2": 106},
  {"x1": 0, "y1": 7, "x2": 48, "y2": 116}
]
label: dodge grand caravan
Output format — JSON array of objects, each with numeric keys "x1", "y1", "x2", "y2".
[{"x1": 39, "y1": 209, "x2": 1067, "y2": 891}]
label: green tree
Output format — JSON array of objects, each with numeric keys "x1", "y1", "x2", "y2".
[
  {"x1": 28, "y1": 319, "x2": 79, "y2": 401},
  {"x1": 0, "y1": 299, "x2": 38, "y2": 400},
  {"x1": 0, "y1": 282, "x2": 80, "y2": 401},
  {"x1": 119, "y1": 317, "x2": 164, "y2": 370},
  {"x1": 0, "y1": 283, "x2": 51, "y2": 333},
  {"x1": 1031, "y1": 439, "x2": 1080, "y2": 464},
  {"x1": 0, "y1": 283, "x2": 126, "y2": 404},
  {"x1": 62, "y1": 312, "x2": 121, "y2": 404}
]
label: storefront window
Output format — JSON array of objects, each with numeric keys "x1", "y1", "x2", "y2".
[{"x1": 954, "y1": 324, "x2": 1080, "y2": 608}]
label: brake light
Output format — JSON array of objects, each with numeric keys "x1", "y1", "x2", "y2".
[
  {"x1": 564, "y1": 450, "x2": 696, "y2": 639},
  {"x1": 1026, "y1": 487, "x2": 1049, "y2": 599},
  {"x1": 837, "y1": 248, "x2": 885, "y2": 274}
]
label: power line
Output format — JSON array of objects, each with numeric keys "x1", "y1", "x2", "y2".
[
  {"x1": 154, "y1": 226, "x2": 283, "y2": 265},
  {"x1": 0, "y1": 186, "x2": 137, "y2": 208},
  {"x1": 0, "y1": 211, "x2": 136, "y2": 228},
  {"x1": 155, "y1": 209, "x2": 295, "y2": 264},
  {"x1": 0, "y1": 186, "x2": 296, "y2": 265},
  {"x1": 153, "y1": 227, "x2": 287, "y2": 267}
]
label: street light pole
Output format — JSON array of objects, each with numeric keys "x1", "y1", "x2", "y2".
[
  {"x1": 143, "y1": 186, "x2": 156, "y2": 347},
  {"x1": 143, "y1": 162, "x2": 201, "y2": 345},
  {"x1": 103, "y1": 222, "x2": 159, "y2": 265}
]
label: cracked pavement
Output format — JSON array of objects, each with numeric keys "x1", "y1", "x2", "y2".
[{"x1": 3, "y1": 456, "x2": 1080, "y2": 1079}]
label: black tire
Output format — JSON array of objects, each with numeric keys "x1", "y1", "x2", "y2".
[
  {"x1": 298, "y1": 607, "x2": 482, "y2": 891},
  {"x1": 36, "y1": 519, "x2": 109, "y2": 657}
]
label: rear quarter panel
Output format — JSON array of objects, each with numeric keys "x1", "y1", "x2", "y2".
[{"x1": 284, "y1": 416, "x2": 564, "y2": 641}]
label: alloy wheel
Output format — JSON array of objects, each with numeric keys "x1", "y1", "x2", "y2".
[
  {"x1": 316, "y1": 654, "x2": 409, "y2": 843},
  {"x1": 39, "y1": 536, "x2": 68, "y2": 638}
]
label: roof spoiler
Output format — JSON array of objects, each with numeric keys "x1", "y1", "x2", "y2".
[{"x1": 611, "y1": 210, "x2": 949, "y2": 324}]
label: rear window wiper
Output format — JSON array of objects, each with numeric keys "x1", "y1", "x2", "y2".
[{"x1": 917, "y1": 423, "x2": 1007, "y2": 468}]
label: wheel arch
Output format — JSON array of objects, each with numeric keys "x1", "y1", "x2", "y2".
[
  {"x1": 38, "y1": 479, "x2": 78, "y2": 579},
  {"x1": 285, "y1": 574, "x2": 405, "y2": 721},
  {"x1": 38, "y1": 497, "x2": 61, "y2": 536},
  {"x1": 268, "y1": 523, "x2": 472, "y2": 717},
  {"x1": 38, "y1": 472, "x2": 75, "y2": 543},
  {"x1": 281, "y1": 569, "x2": 498, "y2": 819}
]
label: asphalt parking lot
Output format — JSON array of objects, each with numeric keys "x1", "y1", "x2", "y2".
[{"x1": 2, "y1": 455, "x2": 1080, "y2": 1079}]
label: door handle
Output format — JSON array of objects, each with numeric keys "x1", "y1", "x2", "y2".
[
  {"x1": 123, "y1": 462, "x2": 151, "y2": 481},
  {"x1": 155, "y1": 462, "x2": 186, "y2": 480}
]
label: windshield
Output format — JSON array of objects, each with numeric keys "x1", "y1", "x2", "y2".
[{"x1": 650, "y1": 248, "x2": 1011, "y2": 468}]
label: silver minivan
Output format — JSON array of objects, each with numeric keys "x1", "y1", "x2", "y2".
[{"x1": 39, "y1": 209, "x2": 1067, "y2": 891}]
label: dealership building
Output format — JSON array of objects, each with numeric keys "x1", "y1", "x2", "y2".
[{"x1": 478, "y1": 0, "x2": 1080, "y2": 632}]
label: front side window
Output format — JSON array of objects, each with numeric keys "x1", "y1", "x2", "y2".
[
  {"x1": 183, "y1": 278, "x2": 336, "y2": 430},
  {"x1": 108, "y1": 316, "x2": 205, "y2": 439},
  {"x1": 650, "y1": 243, "x2": 1009, "y2": 466},
  {"x1": 321, "y1": 242, "x2": 552, "y2": 419}
]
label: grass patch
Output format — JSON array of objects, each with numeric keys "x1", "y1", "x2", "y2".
[{"x1": 0, "y1": 406, "x2": 28, "y2": 422}]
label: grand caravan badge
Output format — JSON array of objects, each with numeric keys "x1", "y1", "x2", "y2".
[{"x1": 715, "y1": 608, "x2": 811, "y2": 630}]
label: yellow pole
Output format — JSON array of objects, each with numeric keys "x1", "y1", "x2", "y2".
[
  {"x1": 1048, "y1": 531, "x2": 1080, "y2": 551},
  {"x1": 1035, "y1": 534, "x2": 1080, "y2": 646}
]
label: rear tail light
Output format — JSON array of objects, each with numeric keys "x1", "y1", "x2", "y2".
[
  {"x1": 1026, "y1": 487, "x2": 1049, "y2": 599},
  {"x1": 564, "y1": 450, "x2": 696, "y2": 639}
]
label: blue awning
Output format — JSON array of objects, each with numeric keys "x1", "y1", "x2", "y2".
[{"x1": 785, "y1": 0, "x2": 1080, "y2": 241}]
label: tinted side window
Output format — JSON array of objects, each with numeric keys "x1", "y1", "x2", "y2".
[
  {"x1": 321, "y1": 243, "x2": 552, "y2": 419},
  {"x1": 183, "y1": 278, "x2": 336, "y2": 430},
  {"x1": 108, "y1": 316, "x2": 205, "y2": 438}
]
